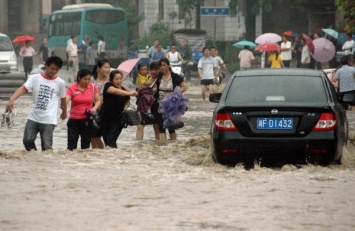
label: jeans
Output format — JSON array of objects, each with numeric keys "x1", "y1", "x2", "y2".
[
  {"x1": 101, "y1": 120, "x2": 123, "y2": 148},
  {"x1": 23, "y1": 119, "x2": 55, "y2": 151},
  {"x1": 67, "y1": 118, "x2": 91, "y2": 151}
]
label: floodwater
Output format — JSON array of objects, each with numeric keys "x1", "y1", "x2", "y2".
[{"x1": 1, "y1": 82, "x2": 355, "y2": 231}]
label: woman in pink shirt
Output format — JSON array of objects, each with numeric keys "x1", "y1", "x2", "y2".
[{"x1": 66, "y1": 68, "x2": 102, "y2": 150}]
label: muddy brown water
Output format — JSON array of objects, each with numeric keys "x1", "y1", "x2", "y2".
[{"x1": 1, "y1": 83, "x2": 355, "y2": 231}]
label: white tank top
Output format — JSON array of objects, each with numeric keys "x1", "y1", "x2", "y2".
[{"x1": 168, "y1": 52, "x2": 179, "y2": 62}]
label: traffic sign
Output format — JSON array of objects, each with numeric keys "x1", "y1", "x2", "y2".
[{"x1": 200, "y1": 7, "x2": 230, "y2": 16}]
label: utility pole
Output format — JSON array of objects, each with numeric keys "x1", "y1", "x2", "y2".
[{"x1": 213, "y1": 0, "x2": 216, "y2": 46}]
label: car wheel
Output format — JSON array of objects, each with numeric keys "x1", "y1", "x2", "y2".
[{"x1": 333, "y1": 140, "x2": 345, "y2": 165}]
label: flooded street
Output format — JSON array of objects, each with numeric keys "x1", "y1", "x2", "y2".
[{"x1": 1, "y1": 81, "x2": 355, "y2": 230}]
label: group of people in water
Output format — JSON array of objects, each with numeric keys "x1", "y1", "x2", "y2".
[{"x1": 5, "y1": 56, "x2": 187, "y2": 151}]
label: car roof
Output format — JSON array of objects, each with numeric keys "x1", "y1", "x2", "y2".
[
  {"x1": 0, "y1": 33, "x2": 9, "y2": 37},
  {"x1": 233, "y1": 68, "x2": 324, "y2": 77}
]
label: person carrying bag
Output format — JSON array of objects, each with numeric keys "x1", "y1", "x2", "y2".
[{"x1": 98, "y1": 70, "x2": 138, "y2": 148}]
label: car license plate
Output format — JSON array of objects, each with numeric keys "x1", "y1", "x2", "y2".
[{"x1": 257, "y1": 118, "x2": 293, "y2": 129}]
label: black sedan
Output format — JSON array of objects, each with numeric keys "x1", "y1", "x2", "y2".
[{"x1": 209, "y1": 68, "x2": 352, "y2": 167}]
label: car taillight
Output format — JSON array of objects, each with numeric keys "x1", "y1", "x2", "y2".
[
  {"x1": 312, "y1": 113, "x2": 336, "y2": 131},
  {"x1": 214, "y1": 112, "x2": 237, "y2": 131}
]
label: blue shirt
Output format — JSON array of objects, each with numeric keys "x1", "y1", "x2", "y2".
[{"x1": 152, "y1": 50, "x2": 166, "y2": 61}]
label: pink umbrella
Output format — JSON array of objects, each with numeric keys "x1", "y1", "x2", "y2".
[
  {"x1": 117, "y1": 58, "x2": 141, "y2": 80},
  {"x1": 311, "y1": 38, "x2": 335, "y2": 63},
  {"x1": 255, "y1": 33, "x2": 282, "y2": 44}
]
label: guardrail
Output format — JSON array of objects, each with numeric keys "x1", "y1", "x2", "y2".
[{"x1": 0, "y1": 70, "x2": 26, "y2": 100}]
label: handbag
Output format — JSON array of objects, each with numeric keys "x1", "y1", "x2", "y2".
[
  {"x1": 89, "y1": 84, "x2": 101, "y2": 129},
  {"x1": 163, "y1": 118, "x2": 184, "y2": 130},
  {"x1": 140, "y1": 111, "x2": 154, "y2": 125},
  {"x1": 119, "y1": 104, "x2": 141, "y2": 128}
]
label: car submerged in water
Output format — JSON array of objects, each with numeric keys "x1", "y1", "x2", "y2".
[{"x1": 209, "y1": 68, "x2": 353, "y2": 167}]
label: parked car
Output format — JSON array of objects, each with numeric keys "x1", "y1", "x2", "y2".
[
  {"x1": 209, "y1": 68, "x2": 352, "y2": 167},
  {"x1": 0, "y1": 33, "x2": 18, "y2": 71}
]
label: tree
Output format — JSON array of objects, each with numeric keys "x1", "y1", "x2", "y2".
[
  {"x1": 175, "y1": 0, "x2": 204, "y2": 29},
  {"x1": 118, "y1": 0, "x2": 145, "y2": 40},
  {"x1": 336, "y1": 0, "x2": 355, "y2": 32}
]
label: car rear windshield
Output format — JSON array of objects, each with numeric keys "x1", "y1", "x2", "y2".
[{"x1": 226, "y1": 75, "x2": 328, "y2": 105}]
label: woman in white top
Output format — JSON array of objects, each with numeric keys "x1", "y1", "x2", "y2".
[
  {"x1": 166, "y1": 44, "x2": 184, "y2": 64},
  {"x1": 280, "y1": 35, "x2": 292, "y2": 67},
  {"x1": 19, "y1": 40, "x2": 36, "y2": 77},
  {"x1": 97, "y1": 35, "x2": 106, "y2": 59}
]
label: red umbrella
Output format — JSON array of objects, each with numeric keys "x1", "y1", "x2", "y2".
[
  {"x1": 255, "y1": 43, "x2": 282, "y2": 52},
  {"x1": 117, "y1": 58, "x2": 141, "y2": 80},
  {"x1": 11, "y1": 35, "x2": 36, "y2": 44},
  {"x1": 283, "y1": 31, "x2": 298, "y2": 37},
  {"x1": 311, "y1": 38, "x2": 335, "y2": 63},
  {"x1": 255, "y1": 33, "x2": 282, "y2": 44},
  {"x1": 302, "y1": 33, "x2": 314, "y2": 54},
  {"x1": 283, "y1": 31, "x2": 293, "y2": 36}
]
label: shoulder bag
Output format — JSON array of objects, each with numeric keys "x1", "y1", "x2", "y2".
[{"x1": 119, "y1": 103, "x2": 141, "y2": 128}]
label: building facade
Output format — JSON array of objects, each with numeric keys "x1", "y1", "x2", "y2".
[{"x1": 0, "y1": 0, "x2": 345, "y2": 43}]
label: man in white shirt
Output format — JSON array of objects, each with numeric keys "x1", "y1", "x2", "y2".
[
  {"x1": 67, "y1": 35, "x2": 79, "y2": 83},
  {"x1": 342, "y1": 33, "x2": 354, "y2": 57},
  {"x1": 281, "y1": 35, "x2": 292, "y2": 67},
  {"x1": 210, "y1": 47, "x2": 227, "y2": 85},
  {"x1": 97, "y1": 35, "x2": 106, "y2": 59},
  {"x1": 198, "y1": 47, "x2": 217, "y2": 100},
  {"x1": 6, "y1": 56, "x2": 67, "y2": 151}
]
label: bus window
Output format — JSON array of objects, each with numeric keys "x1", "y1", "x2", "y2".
[
  {"x1": 86, "y1": 10, "x2": 124, "y2": 24},
  {"x1": 49, "y1": 12, "x2": 82, "y2": 36}
]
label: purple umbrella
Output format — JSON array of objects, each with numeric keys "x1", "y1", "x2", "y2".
[
  {"x1": 311, "y1": 38, "x2": 335, "y2": 63},
  {"x1": 160, "y1": 86, "x2": 189, "y2": 122}
]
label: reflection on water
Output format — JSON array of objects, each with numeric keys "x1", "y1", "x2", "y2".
[{"x1": 1, "y1": 84, "x2": 355, "y2": 230}]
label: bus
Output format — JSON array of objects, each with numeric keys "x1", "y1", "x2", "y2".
[{"x1": 47, "y1": 3, "x2": 129, "y2": 67}]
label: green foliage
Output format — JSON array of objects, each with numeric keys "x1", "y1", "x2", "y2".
[
  {"x1": 129, "y1": 21, "x2": 172, "y2": 51},
  {"x1": 175, "y1": 0, "x2": 205, "y2": 26},
  {"x1": 249, "y1": 0, "x2": 317, "y2": 15},
  {"x1": 336, "y1": 0, "x2": 355, "y2": 32},
  {"x1": 149, "y1": 21, "x2": 171, "y2": 35},
  {"x1": 118, "y1": 0, "x2": 145, "y2": 40}
]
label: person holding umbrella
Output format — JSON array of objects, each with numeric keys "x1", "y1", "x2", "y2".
[
  {"x1": 268, "y1": 51, "x2": 284, "y2": 68},
  {"x1": 19, "y1": 40, "x2": 36, "y2": 79}
]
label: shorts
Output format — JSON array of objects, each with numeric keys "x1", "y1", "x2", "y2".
[{"x1": 200, "y1": 79, "x2": 214, "y2": 86}]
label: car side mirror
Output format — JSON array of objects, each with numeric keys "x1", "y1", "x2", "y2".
[
  {"x1": 209, "y1": 93, "x2": 222, "y2": 103},
  {"x1": 341, "y1": 93, "x2": 355, "y2": 102}
]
